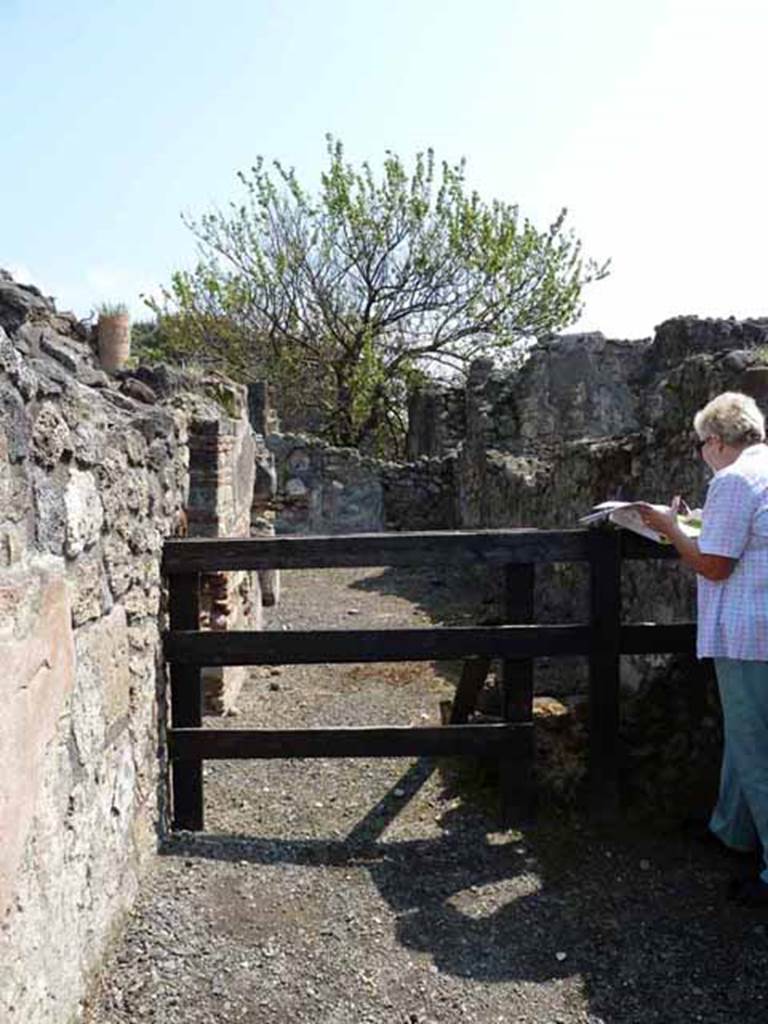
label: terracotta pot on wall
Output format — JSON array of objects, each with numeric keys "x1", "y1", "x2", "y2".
[{"x1": 97, "y1": 311, "x2": 131, "y2": 372}]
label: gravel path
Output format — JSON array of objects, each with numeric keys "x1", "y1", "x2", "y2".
[{"x1": 84, "y1": 567, "x2": 768, "y2": 1024}]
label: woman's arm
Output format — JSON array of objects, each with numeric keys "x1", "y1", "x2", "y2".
[{"x1": 637, "y1": 505, "x2": 735, "y2": 581}]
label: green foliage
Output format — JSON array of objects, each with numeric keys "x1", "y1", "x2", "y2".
[
  {"x1": 96, "y1": 301, "x2": 129, "y2": 318},
  {"x1": 151, "y1": 136, "x2": 609, "y2": 453},
  {"x1": 130, "y1": 318, "x2": 186, "y2": 365}
]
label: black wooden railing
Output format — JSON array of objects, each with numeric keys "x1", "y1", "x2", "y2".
[{"x1": 162, "y1": 527, "x2": 695, "y2": 831}]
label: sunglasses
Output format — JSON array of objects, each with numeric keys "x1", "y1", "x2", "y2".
[{"x1": 694, "y1": 436, "x2": 715, "y2": 452}]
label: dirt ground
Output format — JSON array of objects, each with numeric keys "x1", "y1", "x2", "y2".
[{"x1": 83, "y1": 566, "x2": 768, "y2": 1024}]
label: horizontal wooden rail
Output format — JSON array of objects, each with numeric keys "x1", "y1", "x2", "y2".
[
  {"x1": 620, "y1": 533, "x2": 681, "y2": 560},
  {"x1": 621, "y1": 622, "x2": 695, "y2": 653},
  {"x1": 164, "y1": 624, "x2": 594, "y2": 665},
  {"x1": 162, "y1": 525, "x2": 695, "y2": 831},
  {"x1": 162, "y1": 529, "x2": 591, "y2": 572},
  {"x1": 164, "y1": 621, "x2": 696, "y2": 667},
  {"x1": 168, "y1": 723, "x2": 532, "y2": 760},
  {"x1": 163, "y1": 528, "x2": 683, "y2": 574}
]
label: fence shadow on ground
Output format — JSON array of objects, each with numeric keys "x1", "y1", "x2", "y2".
[
  {"x1": 349, "y1": 565, "x2": 504, "y2": 692},
  {"x1": 161, "y1": 757, "x2": 768, "y2": 1024},
  {"x1": 348, "y1": 565, "x2": 499, "y2": 629}
]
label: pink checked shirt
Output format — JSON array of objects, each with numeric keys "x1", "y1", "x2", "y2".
[{"x1": 697, "y1": 444, "x2": 768, "y2": 660}]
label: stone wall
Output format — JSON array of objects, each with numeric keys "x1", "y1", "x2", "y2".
[
  {"x1": 257, "y1": 316, "x2": 768, "y2": 695},
  {"x1": 407, "y1": 316, "x2": 768, "y2": 541},
  {"x1": 0, "y1": 274, "x2": 259, "y2": 1023},
  {"x1": 418, "y1": 319, "x2": 768, "y2": 654},
  {"x1": 409, "y1": 319, "x2": 768, "y2": 460},
  {"x1": 405, "y1": 316, "x2": 768, "y2": 811},
  {"x1": 380, "y1": 456, "x2": 458, "y2": 531},
  {"x1": 264, "y1": 431, "x2": 458, "y2": 535},
  {"x1": 267, "y1": 432, "x2": 385, "y2": 535},
  {"x1": 405, "y1": 383, "x2": 466, "y2": 460},
  {"x1": 244, "y1": 379, "x2": 455, "y2": 535}
]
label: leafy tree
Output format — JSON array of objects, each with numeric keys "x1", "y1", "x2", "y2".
[
  {"x1": 149, "y1": 136, "x2": 608, "y2": 452},
  {"x1": 131, "y1": 318, "x2": 175, "y2": 364}
]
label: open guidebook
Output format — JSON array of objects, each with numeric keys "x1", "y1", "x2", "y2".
[{"x1": 579, "y1": 501, "x2": 702, "y2": 544}]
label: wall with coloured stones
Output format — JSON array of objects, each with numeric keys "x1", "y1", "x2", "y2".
[{"x1": 0, "y1": 272, "x2": 262, "y2": 1023}]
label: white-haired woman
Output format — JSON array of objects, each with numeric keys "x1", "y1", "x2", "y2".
[{"x1": 640, "y1": 391, "x2": 768, "y2": 907}]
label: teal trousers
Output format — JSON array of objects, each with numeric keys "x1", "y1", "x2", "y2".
[{"x1": 710, "y1": 658, "x2": 768, "y2": 883}]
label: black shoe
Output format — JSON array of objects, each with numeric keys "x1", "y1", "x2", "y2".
[{"x1": 728, "y1": 877, "x2": 768, "y2": 908}]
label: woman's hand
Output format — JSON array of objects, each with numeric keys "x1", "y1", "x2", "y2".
[
  {"x1": 671, "y1": 495, "x2": 690, "y2": 516},
  {"x1": 636, "y1": 502, "x2": 680, "y2": 540},
  {"x1": 637, "y1": 501, "x2": 735, "y2": 581}
]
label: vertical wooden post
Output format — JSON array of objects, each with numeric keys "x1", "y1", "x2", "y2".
[
  {"x1": 448, "y1": 658, "x2": 491, "y2": 724},
  {"x1": 168, "y1": 572, "x2": 204, "y2": 831},
  {"x1": 500, "y1": 562, "x2": 535, "y2": 825},
  {"x1": 588, "y1": 528, "x2": 622, "y2": 819}
]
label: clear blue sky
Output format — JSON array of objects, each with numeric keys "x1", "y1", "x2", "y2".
[{"x1": 2, "y1": 0, "x2": 767, "y2": 338}]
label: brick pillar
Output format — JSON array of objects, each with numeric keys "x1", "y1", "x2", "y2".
[{"x1": 187, "y1": 408, "x2": 259, "y2": 714}]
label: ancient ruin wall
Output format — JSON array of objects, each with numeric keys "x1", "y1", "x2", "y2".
[
  {"x1": 263, "y1": 430, "x2": 457, "y2": 535},
  {"x1": 267, "y1": 432, "x2": 385, "y2": 535},
  {"x1": 0, "y1": 274, "x2": 259, "y2": 1023},
  {"x1": 404, "y1": 319, "x2": 768, "y2": 809}
]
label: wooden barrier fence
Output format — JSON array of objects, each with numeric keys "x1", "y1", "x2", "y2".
[{"x1": 162, "y1": 528, "x2": 695, "y2": 831}]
